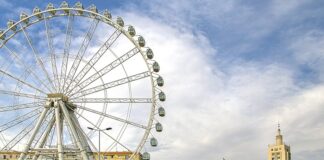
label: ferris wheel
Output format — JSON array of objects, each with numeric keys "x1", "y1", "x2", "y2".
[{"x1": 0, "y1": 2, "x2": 165, "y2": 160}]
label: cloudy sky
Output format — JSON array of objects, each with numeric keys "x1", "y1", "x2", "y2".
[{"x1": 0, "y1": 0, "x2": 324, "y2": 160}]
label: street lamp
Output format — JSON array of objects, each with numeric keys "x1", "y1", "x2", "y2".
[{"x1": 87, "y1": 127, "x2": 112, "y2": 160}]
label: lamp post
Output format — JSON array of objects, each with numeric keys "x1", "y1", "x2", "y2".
[{"x1": 87, "y1": 127, "x2": 112, "y2": 160}]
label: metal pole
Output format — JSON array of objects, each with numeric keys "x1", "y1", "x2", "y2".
[
  {"x1": 87, "y1": 127, "x2": 111, "y2": 160},
  {"x1": 19, "y1": 108, "x2": 49, "y2": 160},
  {"x1": 55, "y1": 105, "x2": 64, "y2": 160},
  {"x1": 98, "y1": 130, "x2": 101, "y2": 160}
]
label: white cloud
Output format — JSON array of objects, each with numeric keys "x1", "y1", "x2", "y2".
[
  {"x1": 289, "y1": 30, "x2": 324, "y2": 80},
  {"x1": 114, "y1": 11, "x2": 276, "y2": 160},
  {"x1": 114, "y1": 1, "x2": 324, "y2": 160},
  {"x1": 134, "y1": 0, "x2": 311, "y2": 57}
]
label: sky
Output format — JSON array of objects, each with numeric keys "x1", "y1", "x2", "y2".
[{"x1": 0, "y1": 0, "x2": 324, "y2": 160}]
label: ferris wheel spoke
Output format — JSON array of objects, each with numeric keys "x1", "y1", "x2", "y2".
[
  {"x1": 64, "y1": 19, "x2": 99, "y2": 93},
  {"x1": 0, "y1": 133, "x2": 7, "y2": 146},
  {"x1": 20, "y1": 26, "x2": 56, "y2": 91},
  {"x1": 76, "y1": 105, "x2": 148, "y2": 130},
  {"x1": 71, "y1": 29, "x2": 122, "y2": 89},
  {"x1": 0, "y1": 69, "x2": 47, "y2": 94},
  {"x1": 0, "y1": 89, "x2": 46, "y2": 100},
  {"x1": 1, "y1": 117, "x2": 38, "y2": 151},
  {"x1": 69, "y1": 71, "x2": 150, "y2": 98},
  {"x1": 71, "y1": 98, "x2": 152, "y2": 103},
  {"x1": 3, "y1": 45, "x2": 53, "y2": 93},
  {"x1": 61, "y1": 13, "x2": 74, "y2": 93},
  {"x1": 44, "y1": 17, "x2": 60, "y2": 92},
  {"x1": 0, "y1": 101, "x2": 44, "y2": 112},
  {"x1": 0, "y1": 107, "x2": 41, "y2": 132},
  {"x1": 74, "y1": 111, "x2": 131, "y2": 152},
  {"x1": 66, "y1": 47, "x2": 140, "y2": 95},
  {"x1": 68, "y1": 47, "x2": 140, "y2": 95}
]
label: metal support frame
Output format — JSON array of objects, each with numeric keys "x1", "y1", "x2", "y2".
[
  {"x1": 32, "y1": 116, "x2": 55, "y2": 160},
  {"x1": 77, "y1": 105, "x2": 147, "y2": 129},
  {"x1": 0, "y1": 102, "x2": 44, "y2": 112},
  {"x1": 1, "y1": 117, "x2": 38, "y2": 151},
  {"x1": 55, "y1": 103, "x2": 64, "y2": 160},
  {"x1": 68, "y1": 29, "x2": 122, "y2": 93},
  {"x1": 68, "y1": 48, "x2": 140, "y2": 96},
  {"x1": 0, "y1": 89, "x2": 46, "y2": 100},
  {"x1": 12, "y1": 96, "x2": 95, "y2": 160},
  {"x1": 61, "y1": 13, "x2": 74, "y2": 93},
  {"x1": 71, "y1": 98, "x2": 152, "y2": 103},
  {"x1": 70, "y1": 71, "x2": 149, "y2": 98},
  {"x1": 58, "y1": 101, "x2": 90, "y2": 160},
  {"x1": 18, "y1": 107, "x2": 49, "y2": 160},
  {"x1": 75, "y1": 111, "x2": 131, "y2": 152},
  {"x1": 20, "y1": 25, "x2": 56, "y2": 91},
  {"x1": 69, "y1": 110, "x2": 92, "y2": 153},
  {"x1": 64, "y1": 19, "x2": 99, "y2": 93},
  {"x1": 0, "y1": 108, "x2": 41, "y2": 132},
  {"x1": 2, "y1": 45, "x2": 53, "y2": 93},
  {"x1": 44, "y1": 17, "x2": 60, "y2": 92}
]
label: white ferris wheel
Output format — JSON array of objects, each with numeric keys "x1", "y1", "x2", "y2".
[{"x1": 0, "y1": 2, "x2": 165, "y2": 160}]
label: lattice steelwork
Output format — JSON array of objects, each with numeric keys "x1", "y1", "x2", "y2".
[{"x1": 0, "y1": 2, "x2": 165, "y2": 160}]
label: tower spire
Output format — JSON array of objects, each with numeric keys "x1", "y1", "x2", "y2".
[{"x1": 276, "y1": 123, "x2": 283, "y2": 145}]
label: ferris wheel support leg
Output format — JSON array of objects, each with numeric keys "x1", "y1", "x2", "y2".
[
  {"x1": 67, "y1": 124, "x2": 79, "y2": 149},
  {"x1": 32, "y1": 116, "x2": 55, "y2": 160},
  {"x1": 59, "y1": 101, "x2": 90, "y2": 160},
  {"x1": 69, "y1": 110, "x2": 93, "y2": 153},
  {"x1": 18, "y1": 108, "x2": 49, "y2": 160},
  {"x1": 55, "y1": 104, "x2": 64, "y2": 160}
]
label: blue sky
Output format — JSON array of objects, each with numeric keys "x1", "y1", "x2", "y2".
[{"x1": 1, "y1": 0, "x2": 324, "y2": 160}]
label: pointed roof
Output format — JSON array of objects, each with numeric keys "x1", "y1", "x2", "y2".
[
  {"x1": 276, "y1": 123, "x2": 283, "y2": 145},
  {"x1": 277, "y1": 123, "x2": 281, "y2": 136}
]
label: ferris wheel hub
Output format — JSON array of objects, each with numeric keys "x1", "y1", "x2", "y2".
[{"x1": 47, "y1": 93, "x2": 69, "y2": 102}]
